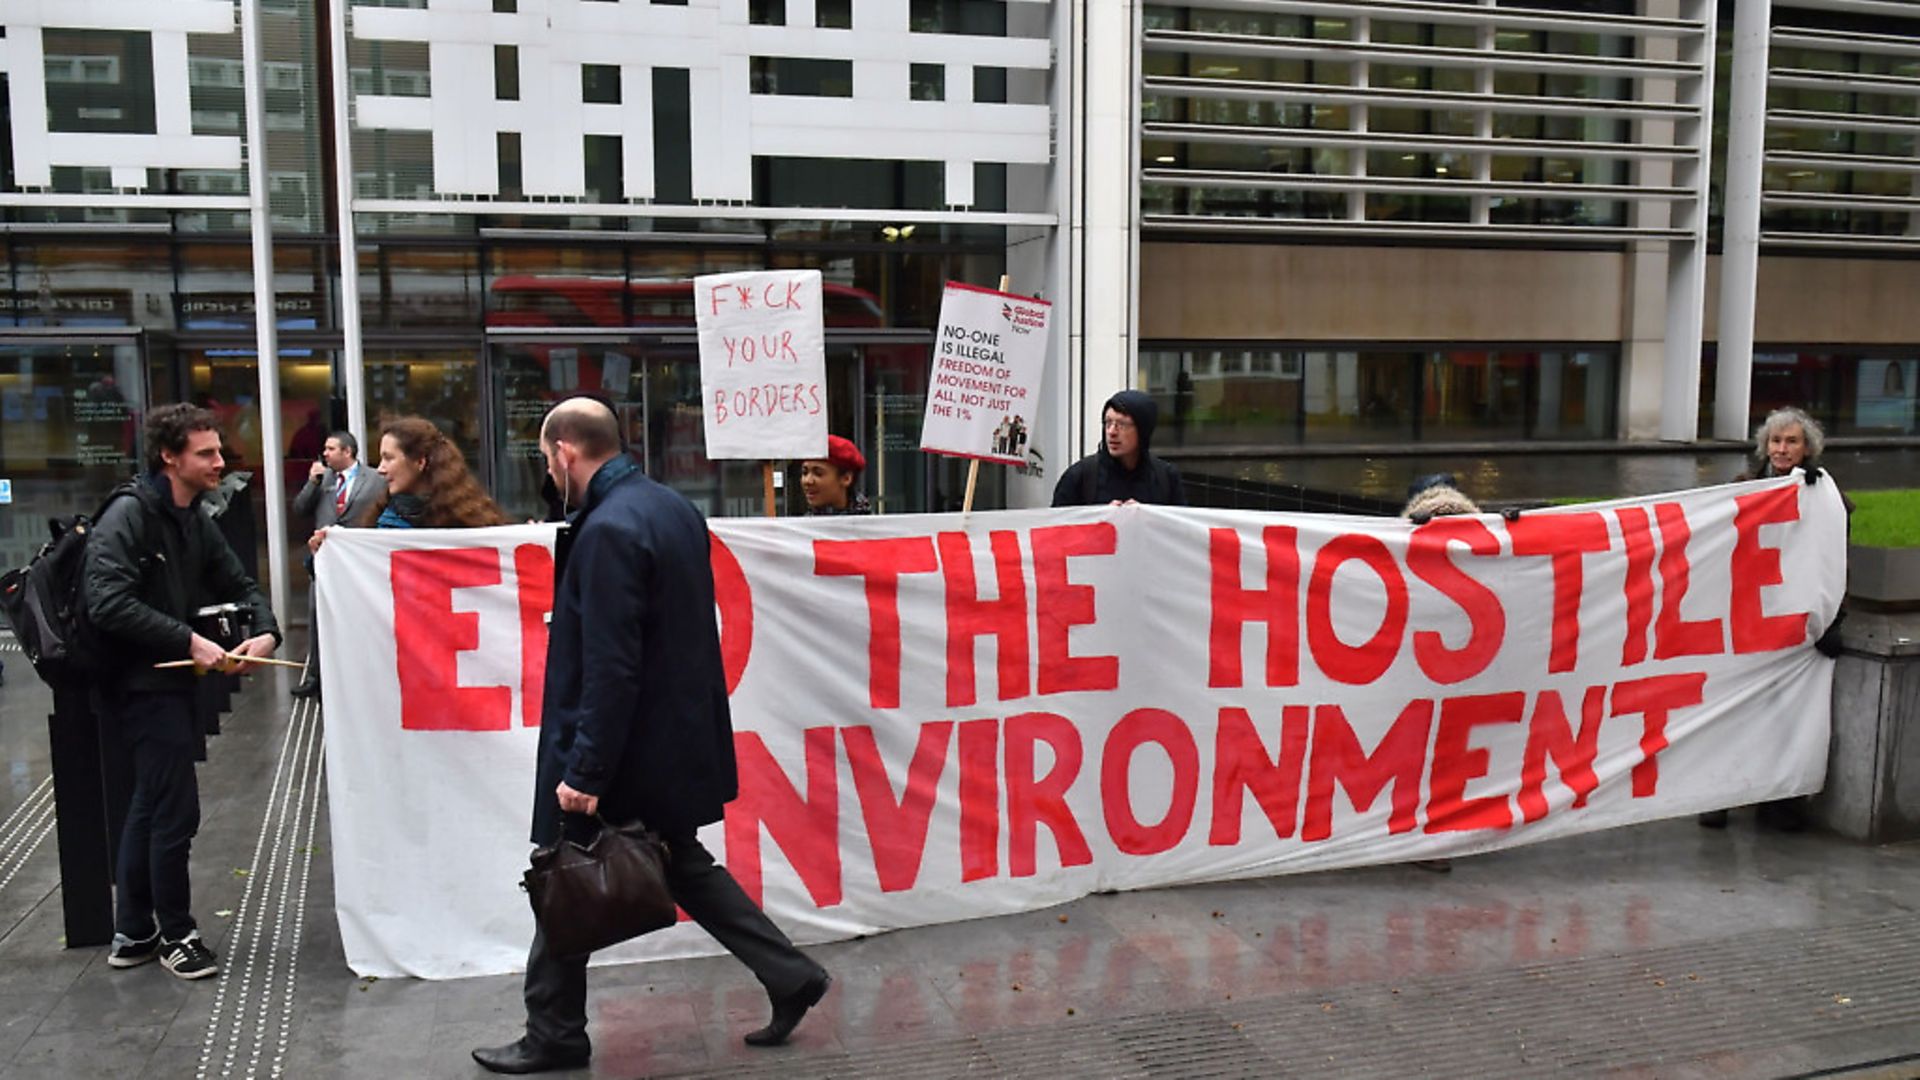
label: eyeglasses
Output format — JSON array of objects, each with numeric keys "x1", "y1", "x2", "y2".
[{"x1": 1102, "y1": 417, "x2": 1136, "y2": 432}]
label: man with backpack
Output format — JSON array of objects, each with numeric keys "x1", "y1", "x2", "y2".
[{"x1": 84, "y1": 403, "x2": 279, "y2": 980}]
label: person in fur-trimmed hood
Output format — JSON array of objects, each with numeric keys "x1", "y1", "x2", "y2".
[{"x1": 1402, "y1": 472, "x2": 1480, "y2": 523}]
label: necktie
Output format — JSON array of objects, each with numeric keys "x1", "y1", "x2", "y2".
[{"x1": 334, "y1": 473, "x2": 348, "y2": 516}]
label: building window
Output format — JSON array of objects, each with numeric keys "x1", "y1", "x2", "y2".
[
  {"x1": 750, "y1": 57, "x2": 853, "y2": 97},
  {"x1": 973, "y1": 66, "x2": 1007, "y2": 104},
  {"x1": 582, "y1": 64, "x2": 621, "y2": 105},
  {"x1": 584, "y1": 135, "x2": 624, "y2": 202},
  {"x1": 42, "y1": 29, "x2": 156, "y2": 135},
  {"x1": 497, "y1": 131, "x2": 522, "y2": 197},
  {"x1": 817, "y1": 0, "x2": 852, "y2": 29},
  {"x1": 494, "y1": 44, "x2": 519, "y2": 101},
  {"x1": 749, "y1": 0, "x2": 785, "y2": 24},
  {"x1": 1137, "y1": 346, "x2": 1619, "y2": 446},
  {"x1": 910, "y1": 63, "x2": 945, "y2": 101}
]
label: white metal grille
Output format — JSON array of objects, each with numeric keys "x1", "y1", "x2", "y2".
[
  {"x1": 1139, "y1": 0, "x2": 1716, "y2": 244},
  {"x1": 1761, "y1": 0, "x2": 1920, "y2": 251}
]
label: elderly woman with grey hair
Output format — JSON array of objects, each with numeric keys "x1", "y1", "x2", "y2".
[
  {"x1": 1699, "y1": 406, "x2": 1850, "y2": 832},
  {"x1": 1742, "y1": 406, "x2": 1826, "y2": 482}
]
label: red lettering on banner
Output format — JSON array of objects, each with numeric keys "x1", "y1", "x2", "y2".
[
  {"x1": 1506, "y1": 512, "x2": 1609, "y2": 674},
  {"x1": 939, "y1": 531, "x2": 1031, "y2": 706},
  {"x1": 1616, "y1": 507, "x2": 1657, "y2": 666},
  {"x1": 1100, "y1": 708, "x2": 1200, "y2": 856},
  {"x1": 814, "y1": 537, "x2": 940, "y2": 708},
  {"x1": 513, "y1": 544, "x2": 553, "y2": 727},
  {"x1": 711, "y1": 533, "x2": 753, "y2": 695},
  {"x1": 958, "y1": 718, "x2": 1000, "y2": 882},
  {"x1": 843, "y1": 723, "x2": 952, "y2": 893},
  {"x1": 1653, "y1": 504, "x2": 1726, "y2": 659},
  {"x1": 1302, "y1": 700, "x2": 1434, "y2": 841},
  {"x1": 1004, "y1": 711, "x2": 1092, "y2": 876},
  {"x1": 1208, "y1": 526, "x2": 1301, "y2": 689},
  {"x1": 391, "y1": 548, "x2": 512, "y2": 731},
  {"x1": 1406, "y1": 519, "x2": 1505, "y2": 683},
  {"x1": 1730, "y1": 486, "x2": 1809, "y2": 654},
  {"x1": 1031, "y1": 524, "x2": 1120, "y2": 695},
  {"x1": 1611, "y1": 672, "x2": 1708, "y2": 797},
  {"x1": 1209, "y1": 705, "x2": 1309, "y2": 845},
  {"x1": 1306, "y1": 535, "x2": 1408, "y2": 685},
  {"x1": 725, "y1": 728, "x2": 841, "y2": 909},
  {"x1": 1517, "y1": 686, "x2": 1606, "y2": 823},
  {"x1": 1426, "y1": 692, "x2": 1524, "y2": 834}
]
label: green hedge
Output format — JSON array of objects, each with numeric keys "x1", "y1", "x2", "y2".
[{"x1": 1850, "y1": 489, "x2": 1920, "y2": 550}]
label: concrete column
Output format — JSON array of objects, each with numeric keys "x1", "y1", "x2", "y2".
[
  {"x1": 1714, "y1": 0, "x2": 1772, "y2": 441},
  {"x1": 1620, "y1": 0, "x2": 1679, "y2": 440},
  {"x1": 1065, "y1": 0, "x2": 1139, "y2": 463},
  {"x1": 1004, "y1": 0, "x2": 1069, "y2": 508},
  {"x1": 1350, "y1": 15, "x2": 1370, "y2": 223},
  {"x1": 1656, "y1": 0, "x2": 1714, "y2": 443}
]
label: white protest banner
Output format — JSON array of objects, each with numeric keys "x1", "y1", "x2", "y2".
[
  {"x1": 694, "y1": 269, "x2": 827, "y2": 460},
  {"x1": 320, "y1": 476, "x2": 1846, "y2": 979},
  {"x1": 920, "y1": 282, "x2": 1050, "y2": 464}
]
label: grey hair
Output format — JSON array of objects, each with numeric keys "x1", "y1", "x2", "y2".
[{"x1": 1752, "y1": 406, "x2": 1824, "y2": 462}]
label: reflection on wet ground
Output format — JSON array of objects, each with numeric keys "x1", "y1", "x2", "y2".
[{"x1": 1183, "y1": 448, "x2": 1920, "y2": 505}]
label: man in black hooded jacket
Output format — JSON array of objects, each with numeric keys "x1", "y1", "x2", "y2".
[{"x1": 1051, "y1": 389, "x2": 1187, "y2": 506}]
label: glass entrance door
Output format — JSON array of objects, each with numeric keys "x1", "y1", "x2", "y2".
[{"x1": 0, "y1": 335, "x2": 146, "y2": 574}]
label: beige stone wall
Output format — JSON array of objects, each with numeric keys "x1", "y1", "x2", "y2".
[
  {"x1": 1139, "y1": 242, "x2": 1920, "y2": 347},
  {"x1": 1138, "y1": 243, "x2": 1628, "y2": 343},
  {"x1": 1710, "y1": 256, "x2": 1920, "y2": 345}
]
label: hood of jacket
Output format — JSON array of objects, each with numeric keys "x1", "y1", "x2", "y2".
[{"x1": 1101, "y1": 389, "x2": 1160, "y2": 466}]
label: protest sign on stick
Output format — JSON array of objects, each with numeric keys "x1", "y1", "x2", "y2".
[
  {"x1": 920, "y1": 276, "x2": 1051, "y2": 512},
  {"x1": 694, "y1": 269, "x2": 828, "y2": 514}
]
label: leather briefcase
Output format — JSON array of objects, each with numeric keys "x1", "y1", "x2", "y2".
[{"x1": 522, "y1": 815, "x2": 676, "y2": 957}]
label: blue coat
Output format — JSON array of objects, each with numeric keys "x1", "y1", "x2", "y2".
[{"x1": 530, "y1": 459, "x2": 738, "y2": 845}]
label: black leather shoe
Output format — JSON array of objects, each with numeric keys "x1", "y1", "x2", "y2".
[
  {"x1": 744, "y1": 971, "x2": 831, "y2": 1047},
  {"x1": 291, "y1": 677, "x2": 321, "y2": 700},
  {"x1": 471, "y1": 1037, "x2": 590, "y2": 1074}
]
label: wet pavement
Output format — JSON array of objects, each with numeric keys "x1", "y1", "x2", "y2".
[{"x1": 2, "y1": 638, "x2": 1920, "y2": 1078}]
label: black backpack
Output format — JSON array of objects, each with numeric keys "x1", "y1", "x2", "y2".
[{"x1": 0, "y1": 485, "x2": 142, "y2": 683}]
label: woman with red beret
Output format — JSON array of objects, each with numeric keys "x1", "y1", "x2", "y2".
[{"x1": 799, "y1": 435, "x2": 870, "y2": 516}]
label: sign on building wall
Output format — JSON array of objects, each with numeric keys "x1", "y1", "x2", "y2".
[
  {"x1": 920, "y1": 281, "x2": 1050, "y2": 465},
  {"x1": 694, "y1": 268, "x2": 827, "y2": 460}
]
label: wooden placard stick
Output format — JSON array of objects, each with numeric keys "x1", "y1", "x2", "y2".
[
  {"x1": 763, "y1": 461, "x2": 777, "y2": 517},
  {"x1": 154, "y1": 654, "x2": 305, "y2": 671}
]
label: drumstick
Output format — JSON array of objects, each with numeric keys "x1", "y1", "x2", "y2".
[{"x1": 152, "y1": 653, "x2": 303, "y2": 668}]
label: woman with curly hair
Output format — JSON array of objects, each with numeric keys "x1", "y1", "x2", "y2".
[{"x1": 358, "y1": 416, "x2": 510, "y2": 528}]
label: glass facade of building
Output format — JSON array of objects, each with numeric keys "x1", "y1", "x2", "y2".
[{"x1": 0, "y1": 0, "x2": 1049, "y2": 586}]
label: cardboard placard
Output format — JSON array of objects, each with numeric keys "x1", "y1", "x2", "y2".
[
  {"x1": 694, "y1": 269, "x2": 827, "y2": 460},
  {"x1": 920, "y1": 282, "x2": 1050, "y2": 465}
]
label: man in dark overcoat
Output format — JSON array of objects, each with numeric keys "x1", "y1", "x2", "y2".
[{"x1": 473, "y1": 397, "x2": 830, "y2": 1075}]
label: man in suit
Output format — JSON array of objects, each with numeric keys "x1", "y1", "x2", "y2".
[
  {"x1": 472, "y1": 397, "x2": 830, "y2": 1075},
  {"x1": 289, "y1": 431, "x2": 378, "y2": 698}
]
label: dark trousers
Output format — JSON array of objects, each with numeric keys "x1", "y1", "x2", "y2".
[
  {"x1": 113, "y1": 693, "x2": 201, "y2": 942},
  {"x1": 522, "y1": 832, "x2": 822, "y2": 1054}
]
